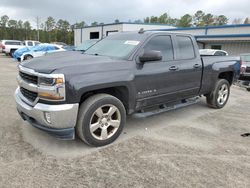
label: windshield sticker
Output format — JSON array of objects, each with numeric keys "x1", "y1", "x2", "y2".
[{"x1": 124, "y1": 40, "x2": 140, "y2": 45}]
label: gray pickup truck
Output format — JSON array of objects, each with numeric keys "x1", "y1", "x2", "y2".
[{"x1": 15, "y1": 31, "x2": 241, "y2": 147}]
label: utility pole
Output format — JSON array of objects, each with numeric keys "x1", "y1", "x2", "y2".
[{"x1": 35, "y1": 16, "x2": 41, "y2": 41}]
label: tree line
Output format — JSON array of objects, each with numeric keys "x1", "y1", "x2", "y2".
[
  {"x1": 143, "y1": 10, "x2": 250, "y2": 27},
  {"x1": 0, "y1": 11, "x2": 250, "y2": 45}
]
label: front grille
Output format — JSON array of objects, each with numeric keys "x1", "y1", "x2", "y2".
[
  {"x1": 19, "y1": 71, "x2": 38, "y2": 84},
  {"x1": 20, "y1": 87, "x2": 38, "y2": 102},
  {"x1": 246, "y1": 67, "x2": 250, "y2": 73}
]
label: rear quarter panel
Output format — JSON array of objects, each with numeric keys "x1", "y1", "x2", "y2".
[{"x1": 200, "y1": 56, "x2": 240, "y2": 95}]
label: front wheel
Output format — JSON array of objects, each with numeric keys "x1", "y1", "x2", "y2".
[
  {"x1": 24, "y1": 55, "x2": 33, "y2": 61},
  {"x1": 206, "y1": 79, "x2": 230, "y2": 109},
  {"x1": 76, "y1": 94, "x2": 126, "y2": 147}
]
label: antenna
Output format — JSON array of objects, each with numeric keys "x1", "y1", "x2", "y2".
[{"x1": 138, "y1": 28, "x2": 145, "y2": 34}]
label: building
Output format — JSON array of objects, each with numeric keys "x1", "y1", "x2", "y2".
[
  {"x1": 159, "y1": 24, "x2": 250, "y2": 55},
  {"x1": 74, "y1": 22, "x2": 175, "y2": 46},
  {"x1": 74, "y1": 23, "x2": 250, "y2": 55}
]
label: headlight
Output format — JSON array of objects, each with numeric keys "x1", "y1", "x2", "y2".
[{"x1": 37, "y1": 74, "x2": 65, "y2": 101}]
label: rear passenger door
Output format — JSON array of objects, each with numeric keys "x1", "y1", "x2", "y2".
[{"x1": 171, "y1": 35, "x2": 202, "y2": 97}]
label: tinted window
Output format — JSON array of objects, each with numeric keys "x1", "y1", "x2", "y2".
[
  {"x1": 211, "y1": 45, "x2": 222, "y2": 50},
  {"x1": 214, "y1": 51, "x2": 226, "y2": 56},
  {"x1": 5, "y1": 41, "x2": 22, "y2": 45},
  {"x1": 28, "y1": 42, "x2": 33, "y2": 46},
  {"x1": 34, "y1": 42, "x2": 40, "y2": 46},
  {"x1": 176, "y1": 36, "x2": 195, "y2": 59},
  {"x1": 144, "y1": 35, "x2": 174, "y2": 61}
]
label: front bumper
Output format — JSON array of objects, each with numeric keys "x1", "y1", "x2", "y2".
[{"x1": 15, "y1": 88, "x2": 79, "y2": 139}]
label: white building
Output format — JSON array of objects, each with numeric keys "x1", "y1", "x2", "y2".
[
  {"x1": 155, "y1": 24, "x2": 250, "y2": 55},
  {"x1": 74, "y1": 22, "x2": 175, "y2": 46},
  {"x1": 74, "y1": 23, "x2": 250, "y2": 55}
]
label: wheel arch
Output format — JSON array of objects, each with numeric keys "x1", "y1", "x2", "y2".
[
  {"x1": 218, "y1": 71, "x2": 234, "y2": 85},
  {"x1": 79, "y1": 86, "x2": 132, "y2": 114}
]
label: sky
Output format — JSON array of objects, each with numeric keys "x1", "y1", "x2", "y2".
[{"x1": 0, "y1": 0, "x2": 249, "y2": 26}]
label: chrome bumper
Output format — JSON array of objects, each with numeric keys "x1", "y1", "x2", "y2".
[{"x1": 15, "y1": 88, "x2": 79, "y2": 138}]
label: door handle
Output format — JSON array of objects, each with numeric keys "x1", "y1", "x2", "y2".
[
  {"x1": 193, "y1": 64, "x2": 201, "y2": 68},
  {"x1": 169, "y1": 66, "x2": 178, "y2": 71}
]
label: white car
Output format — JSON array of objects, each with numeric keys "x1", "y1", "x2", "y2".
[
  {"x1": 23, "y1": 40, "x2": 41, "y2": 47},
  {"x1": 20, "y1": 43, "x2": 66, "y2": 61},
  {"x1": 199, "y1": 49, "x2": 228, "y2": 56},
  {"x1": 0, "y1": 40, "x2": 24, "y2": 56}
]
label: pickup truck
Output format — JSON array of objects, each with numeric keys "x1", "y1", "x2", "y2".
[
  {"x1": 0, "y1": 40, "x2": 24, "y2": 56},
  {"x1": 15, "y1": 31, "x2": 240, "y2": 147}
]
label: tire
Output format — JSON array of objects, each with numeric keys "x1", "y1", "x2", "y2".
[
  {"x1": 206, "y1": 79, "x2": 230, "y2": 109},
  {"x1": 247, "y1": 88, "x2": 250, "y2": 92},
  {"x1": 24, "y1": 55, "x2": 33, "y2": 60},
  {"x1": 76, "y1": 94, "x2": 126, "y2": 147},
  {"x1": 10, "y1": 49, "x2": 15, "y2": 57}
]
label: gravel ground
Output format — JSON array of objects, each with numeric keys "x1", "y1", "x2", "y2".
[{"x1": 0, "y1": 54, "x2": 250, "y2": 188}]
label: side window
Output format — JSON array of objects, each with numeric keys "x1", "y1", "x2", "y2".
[
  {"x1": 176, "y1": 36, "x2": 195, "y2": 59},
  {"x1": 28, "y1": 42, "x2": 33, "y2": 46},
  {"x1": 214, "y1": 51, "x2": 226, "y2": 56},
  {"x1": 144, "y1": 35, "x2": 174, "y2": 61}
]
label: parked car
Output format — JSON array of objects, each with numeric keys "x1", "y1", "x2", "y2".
[
  {"x1": 23, "y1": 40, "x2": 41, "y2": 47},
  {"x1": 0, "y1": 40, "x2": 24, "y2": 57},
  {"x1": 20, "y1": 44, "x2": 66, "y2": 61},
  {"x1": 239, "y1": 53, "x2": 250, "y2": 80},
  {"x1": 15, "y1": 31, "x2": 240, "y2": 147},
  {"x1": 74, "y1": 39, "x2": 99, "y2": 52},
  {"x1": 13, "y1": 46, "x2": 36, "y2": 62},
  {"x1": 50, "y1": 42, "x2": 68, "y2": 47},
  {"x1": 199, "y1": 49, "x2": 228, "y2": 56}
]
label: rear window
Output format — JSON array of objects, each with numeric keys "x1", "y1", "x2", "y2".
[
  {"x1": 5, "y1": 41, "x2": 22, "y2": 45},
  {"x1": 27, "y1": 42, "x2": 33, "y2": 46},
  {"x1": 241, "y1": 55, "x2": 250, "y2": 62},
  {"x1": 176, "y1": 36, "x2": 195, "y2": 59}
]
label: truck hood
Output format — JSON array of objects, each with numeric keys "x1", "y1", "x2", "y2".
[{"x1": 20, "y1": 51, "x2": 131, "y2": 74}]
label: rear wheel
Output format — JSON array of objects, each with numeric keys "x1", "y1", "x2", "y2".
[
  {"x1": 76, "y1": 94, "x2": 126, "y2": 147},
  {"x1": 10, "y1": 49, "x2": 15, "y2": 57},
  {"x1": 206, "y1": 79, "x2": 230, "y2": 109}
]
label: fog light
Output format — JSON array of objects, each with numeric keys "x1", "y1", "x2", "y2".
[{"x1": 44, "y1": 112, "x2": 51, "y2": 124}]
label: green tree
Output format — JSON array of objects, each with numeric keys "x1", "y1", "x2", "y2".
[
  {"x1": 244, "y1": 17, "x2": 250, "y2": 24},
  {"x1": 144, "y1": 17, "x2": 150, "y2": 23},
  {"x1": 114, "y1": 19, "x2": 120, "y2": 23},
  {"x1": 0, "y1": 15, "x2": 9, "y2": 27},
  {"x1": 177, "y1": 14, "x2": 192, "y2": 27},
  {"x1": 75, "y1": 21, "x2": 86, "y2": 28},
  {"x1": 202, "y1": 13, "x2": 214, "y2": 26},
  {"x1": 8, "y1": 19, "x2": 18, "y2": 39},
  {"x1": 158, "y1": 13, "x2": 170, "y2": 24},
  {"x1": 91, "y1": 22, "x2": 98, "y2": 26},
  {"x1": 150, "y1": 16, "x2": 158, "y2": 23},
  {"x1": 23, "y1": 21, "x2": 31, "y2": 40},
  {"x1": 214, "y1": 15, "x2": 228, "y2": 25},
  {"x1": 193, "y1": 10, "x2": 205, "y2": 26},
  {"x1": 45, "y1": 16, "x2": 56, "y2": 42}
]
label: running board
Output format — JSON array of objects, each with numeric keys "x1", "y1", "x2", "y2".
[{"x1": 133, "y1": 96, "x2": 200, "y2": 118}]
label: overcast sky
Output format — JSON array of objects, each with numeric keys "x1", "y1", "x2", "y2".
[{"x1": 0, "y1": 0, "x2": 249, "y2": 26}]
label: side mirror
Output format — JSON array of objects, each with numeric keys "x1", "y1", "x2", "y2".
[{"x1": 139, "y1": 50, "x2": 162, "y2": 63}]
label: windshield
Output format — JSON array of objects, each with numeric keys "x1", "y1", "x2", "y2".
[
  {"x1": 84, "y1": 36, "x2": 141, "y2": 58},
  {"x1": 75, "y1": 40, "x2": 98, "y2": 51},
  {"x1": 241, "y1": 55, "x2": 250, "y2": 62}
]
